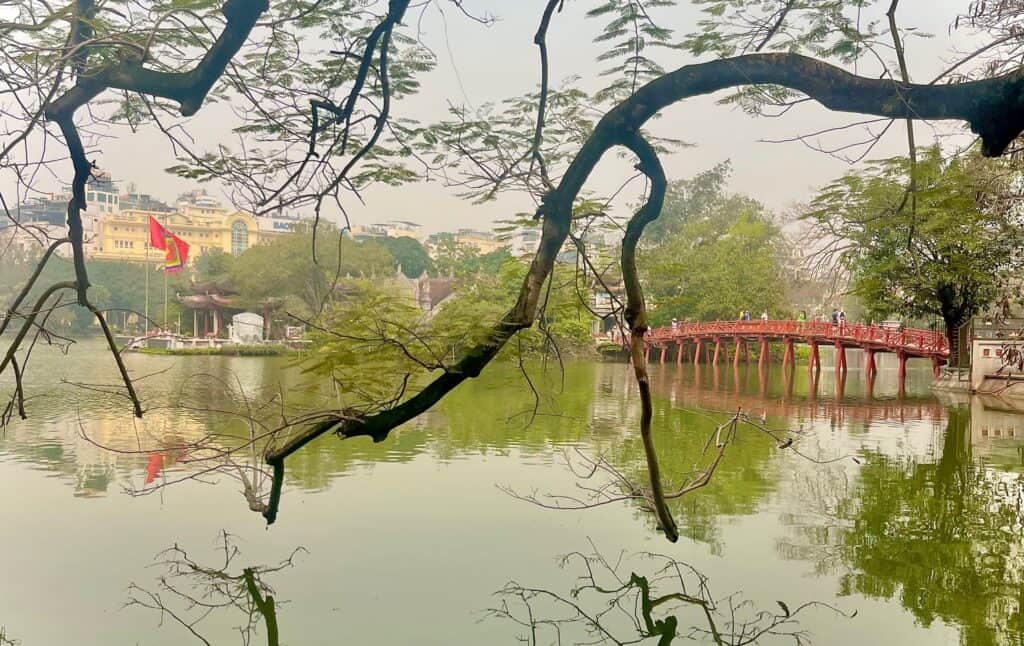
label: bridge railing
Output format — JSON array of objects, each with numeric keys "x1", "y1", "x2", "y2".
[{"x1": 641, "y1": 320, "x2": 948, "y2": 355}]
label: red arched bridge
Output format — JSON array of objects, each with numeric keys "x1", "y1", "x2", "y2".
[{"x1": 641, "y1": 320, "x2": 949, "y2": 379}]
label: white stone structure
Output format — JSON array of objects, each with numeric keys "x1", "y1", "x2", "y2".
[{"x1": 229, "y1": 312, "x2": 264, "y2": 344}]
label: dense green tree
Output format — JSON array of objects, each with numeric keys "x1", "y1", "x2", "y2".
[
  {"x1": 803, "y1": 146, "x2": 1024, "y2": 363},
  {"x1": 642, "y1": 174, "x2": 789, "y2": 325},
  {"x1": 642, "y1": 161, "x2": 732, "y2": 245},
  {"x1": 427, "y1": 233, "x2": 475, "y2": 278},
  {"x1": 377, "y1": 236, "x2": 433, "y2": 278},
  {"x1": 228, "y1": 225, "x2": 394, "y2": 316},
  {"x1": 0, "y1": 251, "x2": 190, "y2": 334},
  {"x1": 429, "y1": 257, "x2": 593, "y2": 357},
  {"x1": 194, "y1": 249, "x2": 235, "y2": 285}
]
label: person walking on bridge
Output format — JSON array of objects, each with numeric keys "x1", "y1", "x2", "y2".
[{"x1": 761, "y1": 310, "x2": 769, "y2": 323}]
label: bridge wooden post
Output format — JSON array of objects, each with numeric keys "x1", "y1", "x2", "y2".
[
  {"x1": 676, "y1": 340, "x2": 684, "y2": 364},
  {"x1": 932, "y1": 356, "x2": 942, "y2": 378},
  {"x1": 733, "y1": 337, "x2": 741, "y2": 366},
  {"x1": 865, "y1": 348, "x2": 877, "y2": 377},
  {"x1": 835, "y1": 343, "x2": 847, "y2": 374},
  {"x1": 897, "y1": 351, "x2": 908, "y2": 390},
  {"x1": 693, "y1": 338, "x2": 702, "y2": 364},
  {"x1": 712, "y1": 337, "x2": 721, "y2": 365},
  {"x1": 743, "y1": 340, "x2": 750, "y2": 364},
  {"x1": 782, "y1": 338, "x2": 794, "y2": 368},
  {"x1": 809, "y1": 341, "x2": 821, "y2": 374},
  {"x1": 758, "y1": 338, "x2": 769, "y2": 369},
  {"x1": 659, "y1": 344, "x2": 667, "y2": 364}
]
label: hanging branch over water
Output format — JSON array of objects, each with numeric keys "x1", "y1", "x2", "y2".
[
  {"x1": 618, "y1": 131, "x2": 676, "y2": 540},
  {"x1": 261, "y1": 49, "x2": 1024, "y2": 524}
]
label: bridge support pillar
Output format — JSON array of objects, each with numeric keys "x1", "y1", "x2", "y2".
[
  {"x1": 809, "y1": 342, "x2": 821, "y2": 373},
  {"x1": 932, "y1": 356, "x2": 943, "y2": 378},
  {"x1": 712, "y1": 337, "x2": 721, "y2": 365},
  {"x1": 758, "y1": 338, "x2": 769, "y2": 369},
  {"x1": 865, "y1": 349, "x2": 877, "y2": 377},
  {"x1": 676, "y1": 340, "x2": 684, "y2": 364},
  {"x1": 835, "y1": 343, "x2": 847, "y2": 374},
  {"x1": 659, "y1": 344, "x2": 667, "y2": 364},
  {"x1": 898, "y1": 351, "x2": 908, "y2": 390},
  {"x1": 733, "y1": 337, "x2": 741, "y2": 366},
  {"x1": 782, "y1": 338, "x2": 794, "y2": 368},
  {"x1": 693, "y1": 338, "x2": 702, "y2": 364}
]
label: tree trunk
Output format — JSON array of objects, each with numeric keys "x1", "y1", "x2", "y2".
[{"x1": 943, "y1": 316, "x2": 968, "y2": 369}]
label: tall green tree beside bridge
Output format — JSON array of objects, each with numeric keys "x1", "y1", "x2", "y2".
[
  {"x1": 802, "y1": 145, "x2": 1024, "y2": 364},
  {"x1": 643, "y1": 170, "x2": 790, "y2": 324}
]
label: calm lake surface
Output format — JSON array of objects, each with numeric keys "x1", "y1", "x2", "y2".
[{"x1": 3, "y1": 339, "x2": 1024, "y2": 645}]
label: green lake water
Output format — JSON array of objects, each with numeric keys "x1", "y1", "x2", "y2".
[{"x1": 2, "y1": 339, "x2": 1023, "y2": 645}]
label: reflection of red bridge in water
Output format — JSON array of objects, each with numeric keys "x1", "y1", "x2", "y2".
[
  {"x1": 646, "y1": 363, "x2": 947, "y2": 426},
  {"x1": 642, "y1": 320, "x2": 950, "y2": 388}
]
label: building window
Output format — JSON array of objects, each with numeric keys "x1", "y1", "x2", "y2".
[{"x1": 231, "y1": 221, "x2": 248, "y2": 255}]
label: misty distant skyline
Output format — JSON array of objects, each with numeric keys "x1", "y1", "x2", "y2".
[{"x1": 14, "y1": 1, "x2": 981, "y2": 235}]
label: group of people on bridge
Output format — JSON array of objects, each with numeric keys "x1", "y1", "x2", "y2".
[{"x1": 665, "y1": 308, "x2": 850, "y2": 332}]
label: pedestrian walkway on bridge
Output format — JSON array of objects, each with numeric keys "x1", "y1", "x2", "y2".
[{"x1": 641, "y1": 319, "x2": 949, "y2": 387}]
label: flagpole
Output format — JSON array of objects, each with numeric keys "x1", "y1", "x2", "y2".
[
  {"x1": 162, "y1": 213, "x2": 168, "y2": 330},
  {"x1": 163, "y1": 264, "x2": 168, "y2": 330},
  {"x1": 144, "y1": 240, "x2": 149, "y2": 337}
]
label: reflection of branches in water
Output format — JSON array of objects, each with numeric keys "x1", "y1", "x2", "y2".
[
  {"x1": 500, "y1": 412, "x2": 823, "y2": 542},
  {"x1": 0, "y1": 626, "x2": 17, "y2": 646},
  {"x1": 775, "y1": 466, "x2": 855, "y2": 577},
  {"x1": 72, "y1": 369, "x2": 337, "y2": 514},
  {"x1": 488, "y1": 543, "x2": 852, "y2": 645},
  {"x1": 126, "y1": 531, "x2": 305, "y2": 646}
]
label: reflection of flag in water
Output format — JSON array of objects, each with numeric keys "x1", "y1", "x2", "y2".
[
  {"x1": 148, "y1": 216, "x2": 189, "y2": 272},
  {"x1": 145, "y1": 453, "x2": 164, "y2": 485}
]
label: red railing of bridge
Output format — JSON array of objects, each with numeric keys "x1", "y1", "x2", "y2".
[{"x1": 644, "y1": 320, "x2": 949, "y2": 357}]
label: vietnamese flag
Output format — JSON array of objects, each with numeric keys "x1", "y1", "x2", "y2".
[{"x1": 148, "y1": 216, "x2": 189, "y2": 272}]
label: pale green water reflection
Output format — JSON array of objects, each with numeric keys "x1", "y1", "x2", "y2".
[{"x1": 1, "y1": 340, "x2": 1023, "y2": 644}]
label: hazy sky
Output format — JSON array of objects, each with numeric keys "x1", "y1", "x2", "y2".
[{"x1": 37, "y1": 0, "x2": 984, "y2": 234}]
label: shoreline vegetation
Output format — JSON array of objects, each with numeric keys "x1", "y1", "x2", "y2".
[{"x1": 137, "y1": 345, "x2": 294, "y2": 357}]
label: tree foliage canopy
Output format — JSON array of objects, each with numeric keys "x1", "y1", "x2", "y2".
[
  {"x1": 642, "y1": 165, "x2": 790, "y2": 323},
  {"x1": 803, "y1": 145, "x2": 1024, "y2": 335}
]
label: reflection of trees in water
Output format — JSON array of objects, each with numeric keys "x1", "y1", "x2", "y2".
[
  {"x1": 781, "y1": 407, "x2": 1024, "y2": 645},
  {"x1": 585, "y1": 365, "x2": 790, "y2": 548},
  {"x1": 127, "y1": 531, "x2": 304, "y2": 646},
  {"x1": 489, "y1": 544, "x2": 850, "y2": 645}
]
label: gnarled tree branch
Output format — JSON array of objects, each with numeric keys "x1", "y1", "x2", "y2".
[{"x1": 262, "y1": 50, "x2": 1024, "y2": 523}]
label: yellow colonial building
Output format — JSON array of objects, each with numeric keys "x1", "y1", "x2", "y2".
[{"x1": 92, "y1": 196, "x2": 261, "y2": 264}]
